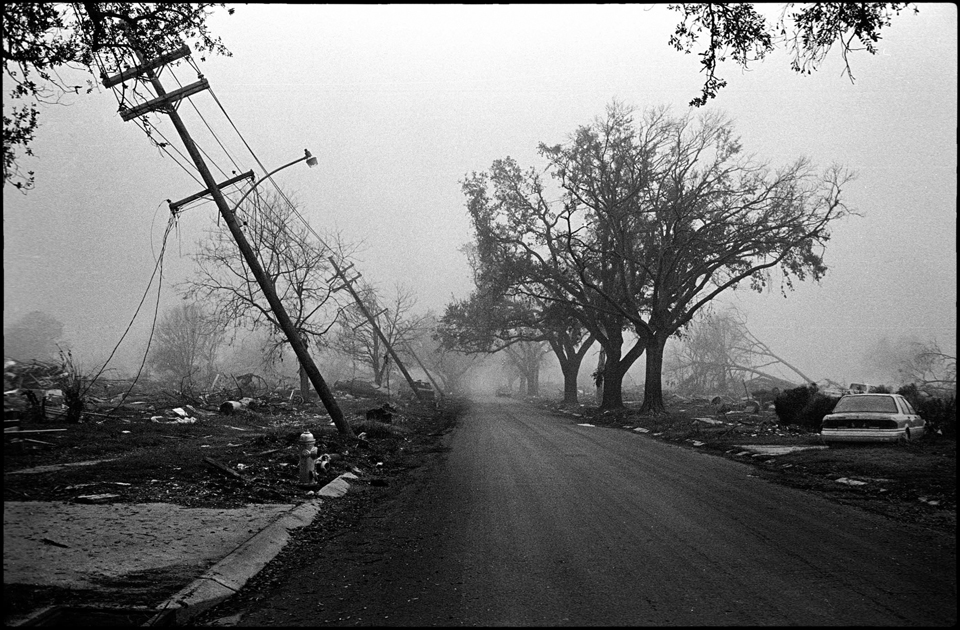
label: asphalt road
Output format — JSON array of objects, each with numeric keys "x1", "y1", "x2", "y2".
[{"x1": 228, "y1": 398, "x2": 956, "y2": 626}]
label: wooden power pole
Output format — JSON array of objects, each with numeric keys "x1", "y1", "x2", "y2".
[
  {"x1": 328, "y1": 257, "x2": 428, "y2": 402},
  {"x1": 104, "y1": 42, "x2": 354, "y2": 437}
]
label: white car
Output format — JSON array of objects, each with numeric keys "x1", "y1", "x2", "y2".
[{"x1": 820, "y1": 393, "x2": 925, "y2": 443}]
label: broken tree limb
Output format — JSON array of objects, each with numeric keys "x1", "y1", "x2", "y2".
[{"x1": 203, "y1": 456, "x2": 244, "y2": 481}]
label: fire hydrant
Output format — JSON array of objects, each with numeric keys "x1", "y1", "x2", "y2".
[{"x1": 298, "y1": 430, "x2": 318, "y2": 485}]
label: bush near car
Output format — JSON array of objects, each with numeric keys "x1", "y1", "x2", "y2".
[
  {"x1": 773, "y1": 384, "x2": 839, "y2": 431},
  {"x1": 897, "y1": 384, "x2": 956, "y2": 438}
]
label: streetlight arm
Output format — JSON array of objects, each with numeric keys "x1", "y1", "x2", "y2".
[{"x1": 232, "y1": 149, "x2": 314, "y2": 212}]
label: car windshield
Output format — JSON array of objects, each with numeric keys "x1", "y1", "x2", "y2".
[{"x1": 833, "y1": 395, "x2": 898, "y2": 414}]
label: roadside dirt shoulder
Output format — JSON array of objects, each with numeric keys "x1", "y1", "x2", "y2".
[{"x1": 544, "y1": 398, "x2": 956, "y2": 535}]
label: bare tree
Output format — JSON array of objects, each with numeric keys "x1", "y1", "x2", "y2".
[
  {"x1": 333, "y1": 282, "x2": 426, "y2": 390},
  {"x1": 181, "y1": 190, "x2": 355, "y2": 402},
  {"x1": 148, "y1": 303, "x2": 223, "y2": 392},
  {"x1": 665, "y1": 306, "x2": 811, "y2": 397},
  {"x1": 401, "y1": 315, "x2": 479, "y2": 396},
  {"x1": 430, "y1": 346, "x2": 480, "y2": 396},
  {"x1": 897, "y1": 340, "x2": 956, "y2": 395}
]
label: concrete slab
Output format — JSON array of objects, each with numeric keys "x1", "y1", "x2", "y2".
[
  {"x1": 4, "y1": 466, "x2": 361, "y2": 626},
  {"x1": 3, "y1": 501, "x2": 294, "y2": 590},
  {"x1": 155, "y1": 500, "x2": 325, "y2": 624}
]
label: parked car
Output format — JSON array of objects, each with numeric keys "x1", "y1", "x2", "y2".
[{"x1": 820, "y1": 393, "x2": 926, "y2": 443}]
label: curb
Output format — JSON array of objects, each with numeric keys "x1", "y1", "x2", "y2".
[{"x1": 151, "y1": 472, "x2": 359, "y2": 625}]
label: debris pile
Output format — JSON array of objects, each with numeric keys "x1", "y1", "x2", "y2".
[{"x1": 364, "y1": 403, "x2": 396, "y2": 423}]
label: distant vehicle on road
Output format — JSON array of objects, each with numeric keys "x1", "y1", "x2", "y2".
[
  {"x1": 495, "y1": 387, "x2": 512, "y2": 398},
  {"x1": 821, "y1": 393, "x2": 926, "y2": 443}
]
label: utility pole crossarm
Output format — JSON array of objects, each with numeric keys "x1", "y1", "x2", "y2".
[
  {"x1": 101, "y1": 44, "x2": 191, "y2": 87},
  {"x1": 119, "y1": 79, "x2": 210, "y2": 121},
  {"x1": 169, "y1": 170, "x2": 254, "y2": 212}
]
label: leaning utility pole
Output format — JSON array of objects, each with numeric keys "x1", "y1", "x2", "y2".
[
  {"x1": 401, "y1": 341, "x2": 444, "y2": 401},
  {"x1": 105, "y1": 41, "x2": 353, "y2": 437},
  {"x1": 328, "y1": 257, "x2": 426, "y2": 402}
]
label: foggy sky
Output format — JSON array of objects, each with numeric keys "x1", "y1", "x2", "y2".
[{"x1": 3, "y1": 4, "x2": 957, "y2": 387}]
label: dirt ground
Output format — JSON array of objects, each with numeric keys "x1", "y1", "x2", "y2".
[
  {"x1": 546, "y1": 396, "x2": 956, "y2": 535},
  {"x1": 4, "y1": 390, "x2": 954, "y2": 620},
  {"x1": 4, "y1": 391, "x2": 451, "y2": 508},
  {"x1": 3, "y1": 388, "x2": 459, "y2": 621}
]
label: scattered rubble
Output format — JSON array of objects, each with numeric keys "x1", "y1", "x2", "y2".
[
  {"x1": 364, "y1": 403, "x2": 396, "y2": 423},
  {"x1": 834, "y1": 477, "x2": 868, "y2": 486}
]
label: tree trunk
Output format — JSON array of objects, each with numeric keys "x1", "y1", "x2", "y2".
[
  {"x1": 640, "y1": 336, "x2": 667, "y2": 414},
  {"x1": 507, "y1": 371, "x2": 519, "y2": 394},
  {"x1": 526, "y1": 365, "x2": 540, "y2": 396},
  {"x1": 297, "y1": 334, "x2": 311, "y2": 402},
  {"x1": 550, "y1": 335, "x2": 594, "y2": 406},
  {"x1": 374, "y1": 354, "x2": 388, "y2": 387},
  {"x1": 600, "y1": 357, "x2": 626, "y2": 410},
  {"x1": 298, "y1": 363, "x2": 310, "y2": 402},
  {"x1": 596, "y1": 322, "x2": 648, "y2": 411},
  {"x1": 561, "y1": 362, "x2": 580, "y2": 405}
]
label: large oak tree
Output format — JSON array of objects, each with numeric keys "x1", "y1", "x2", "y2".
[{"x1": 462, "y1": 102, "x2": 853, "y2": 412}]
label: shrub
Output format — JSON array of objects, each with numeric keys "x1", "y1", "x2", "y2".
[
  {"x1": 774, "y1": 384, "x2": 815, "y2": 426},
  {"x1": 774, "y1": 384, "x2": 838, "y2": 431},
  {"x1": 897, "y1": 384, "x2": 957, "y2": 439},
  {"x1": 897, "y1": 383, "x2": 923, "y2": 407},
  {"x1": 798, "y1": 394, "x2": 839, "y2": 431},
  {"x1": 920, "y1": 396, "x2": 956, "y2": 438}
]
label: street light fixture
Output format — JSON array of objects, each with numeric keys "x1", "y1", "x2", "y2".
[
  {"x1": 168, "y1": 149, "x2": 318, "y2": 214},
  {"x1": 232, "y1": 149, "x2": 318, "y2": 212}
]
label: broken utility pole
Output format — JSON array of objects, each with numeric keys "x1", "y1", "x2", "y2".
[
  {"x1": 328, "y1": 257, "x2": 427, "y2": 402},
  {"x1": 105, "y1": 39, "x2": 354, "y2": 437}
]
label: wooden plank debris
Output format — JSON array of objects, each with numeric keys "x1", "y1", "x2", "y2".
[{"x1": 203, "y1": 456, "x2": 244, "y2": 481}]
